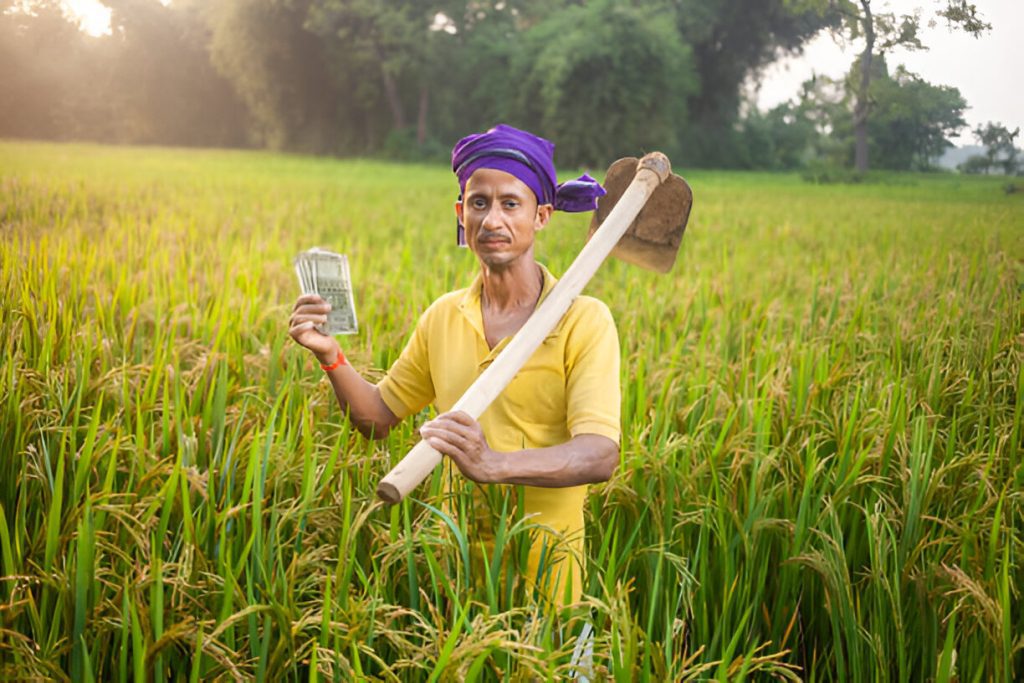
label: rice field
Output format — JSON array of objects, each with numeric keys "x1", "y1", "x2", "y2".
[{"x1": 0, "y1": 140, "x2": 1021, "y2": 681}]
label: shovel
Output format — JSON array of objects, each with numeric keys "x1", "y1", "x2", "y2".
[{"x1": 376, "y1": 152, "x2": 693, "y2": 504}]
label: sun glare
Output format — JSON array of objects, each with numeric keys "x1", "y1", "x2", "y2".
[
  {"x1": 62, "y1": 0, "x2": 173, "y2": 37},
  {"x1": 63, "y1": 0, "x2": 112, "y2": 36}
]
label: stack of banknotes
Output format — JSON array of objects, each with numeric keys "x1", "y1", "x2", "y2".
[{"x1": 294, "y1": 247, "x2": 358, "y2": 335}]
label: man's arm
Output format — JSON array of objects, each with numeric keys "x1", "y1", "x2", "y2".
[
  {"x1": 290, "y1": 294, "x2": 401, "y2": 439},
  {"x1": 320, "y1": 358, "x2": 401, "y2": 439},
  {"x1": 419, "y1": 411, "x2": 619, "y2": 487}
]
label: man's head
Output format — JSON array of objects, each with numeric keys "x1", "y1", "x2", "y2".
[
  {"x1": 456, "y1": 167, "x2": 552, "y2": 270},
  {"x1": 450, "y1": 124, "x2": 607, "y2": 247}
]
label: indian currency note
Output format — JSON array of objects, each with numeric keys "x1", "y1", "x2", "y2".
[
  {"x1": 295, "y1": 248, "x2": 358, "y2": 335},
  {"x1": 294, "y1": 259, "x2": 308, "y2": 294},
  {"x1": 294, "y1": 255, "x2": 313, "y2": 295}
]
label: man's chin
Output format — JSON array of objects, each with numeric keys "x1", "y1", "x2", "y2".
[{"x1": 476, "y1": 252, "x2": 519, "y2": 270}]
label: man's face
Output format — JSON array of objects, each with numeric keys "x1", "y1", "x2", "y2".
[{"x1": 456, "y1": 168, "x2": 552, "y2": 270}]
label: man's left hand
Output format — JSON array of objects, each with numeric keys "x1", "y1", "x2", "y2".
[{"x1": 419, "y1": 411, "x2": 502, "y2": 484}]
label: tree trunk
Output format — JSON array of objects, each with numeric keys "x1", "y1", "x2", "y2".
[
  {"x1": 378, "y1": 58, "x2": 405, "y2": 131},
  {"x1": 416, "y1": 85, "x2": 428, "y2": 147},
  {"x1": 853, "y1": 0, "x2": 875, "y2": 173}
]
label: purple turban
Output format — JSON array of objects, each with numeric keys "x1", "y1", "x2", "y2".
[{"x1": 451, "y1": 124, "x2": 606, "y2": 245}]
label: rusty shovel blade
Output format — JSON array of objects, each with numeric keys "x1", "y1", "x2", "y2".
[{"x1": 588, "y1": 156, "x2": 693, "y2": 273}]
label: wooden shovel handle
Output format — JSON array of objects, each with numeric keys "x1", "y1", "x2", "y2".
[
  {"x1": 376, "y1": 152, "x2": 672, "y2": 504},
  {"x1": 376, "y1": 439, "x2": 441, "y2": 504}
]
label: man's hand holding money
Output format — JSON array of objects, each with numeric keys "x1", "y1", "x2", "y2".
[
  {"x1": 289, "y1": 248, "x2": 358, "y2": 368},
  {"x1": 289, "y1": 294, "x2": 342, "y2": 366},
  {"x1": 286, "y1": 251, "x2": 397, "y2": 438}
]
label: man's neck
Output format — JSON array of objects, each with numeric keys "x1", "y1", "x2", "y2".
[{"x1": 479, "y1": 257, "x2": 543, "y2": 313}]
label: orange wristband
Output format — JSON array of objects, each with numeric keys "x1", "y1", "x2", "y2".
[{"x1": 320, "y1": 351, "x2": 346, "y2": 372}]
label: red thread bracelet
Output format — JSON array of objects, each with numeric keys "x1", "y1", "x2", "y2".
[{"x1": 320, "y1": 351, "x2": 346, "y2": 372}]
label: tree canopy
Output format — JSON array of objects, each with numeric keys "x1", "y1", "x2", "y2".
[
  {"x1": 0, "y1": 0, "x2": 998, "y2": 173},
  {"x1": 866, "y1": 64, "x2": 966, "y2": 171},
  {"x1": 792, "y1": 0, "x2": 988, "y2": 172},
  {"x1": 960, "y1": 123, "x2": 1021, "y2": 176}
]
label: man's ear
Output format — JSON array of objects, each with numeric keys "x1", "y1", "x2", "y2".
[
  {"x1": 535, "y1": 204, "x2": 553, "y2": 231},
  {"x1": 454, "y1": 201, "x2": 466, "y2": 246}
]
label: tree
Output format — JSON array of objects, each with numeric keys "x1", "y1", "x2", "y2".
[
  {"x1": 304, "y1": 1, "x2": 581, "y2": 154},
  {"x1": 0, "y1": 1, "x2": 104, "y2": 140},
  {"x1": 866, "y1": 63, "x2": 966, "y2": 170},
  {"x1": 735, "y1": 101, "x2": 820, "y2": 170},
  {"x1": 305, "y1": 0, "x2": 453, "y2": 147},
  {"x1": 670, "y1": 0, "x2": 834, "y2": 167},
  {"x1": 961, "y1": 123, "x2": 1021, "y2": 175},
  {"x1": 798, "y1": 0, "x2": 988, "y2": 172},
  {"x1": 505, "y1": 0, "x2": 697, "y2": 167},
  {"x1": 103, "y1": 0, "x2": 250, "y2": 147},
  {"x1": 956, "y1": 154, "x2": 990, "y2": 175},
  {"x1": 789, "y1": 57, "x2": 967, "y2": 172},
  {"x1": 0, "y1": 0, "x2": 250, "y2": 147},
  {"x1": 207, "y1": 0, "x2": 341, "y2": 153}
]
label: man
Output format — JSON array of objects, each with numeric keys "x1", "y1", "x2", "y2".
[{"x1": 288, "y1": 124, "x2": 621, "y2": 606}]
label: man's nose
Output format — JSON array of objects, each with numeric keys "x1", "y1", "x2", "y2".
[{"x1": 480, "y1": 202, "x2": 503, "y2": 230}]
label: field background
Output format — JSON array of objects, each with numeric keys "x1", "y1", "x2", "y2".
[{"x1": 1, "y1": 141, "x2": 1021, "y2": 681}]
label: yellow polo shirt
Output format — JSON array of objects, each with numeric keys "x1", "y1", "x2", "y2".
[{"x1": 377, "y1": 263, "x2": 621, "y2": 605}]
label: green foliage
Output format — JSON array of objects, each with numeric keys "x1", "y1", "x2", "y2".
[
  {"x1": 795, "y1": 0, "x2": 989, "y2": 172},
  {"x1": 676, "y1": 0, "x2": 834, "y2": 167},
  {"x1": 0, "y1": 0, "x2": 999, "y2": 170},
  {"x1": 936, "y1": 1, "x2": 991, "y2": 36},
  {"x1": 781, "y1": 59, "x2": 969, "y2": 174},
  {"x1": 961, "y1": 122, "x2": 1022, "y2": 176},
  {"x1": 0, "y1": 0, "x2": 838, "y2": 167},
  {"x1": 380, "y1": 127, "x2": 449, "y2": 163},
  {"x1": 800, "y1": 160, "x2": 864, "y2": 184},
  {"x1": 734, "y1": 103, "x2": 819, "y2": 170},
  {"x1": 1, "y1": 142, "x2": 1022, "y2": 680},
  {"x1": 0, "y1": 1, "x2": 100, "y2": 140},
  {"x1": 207, "y1": 0, "x2": 341, "y2": 153},
  {"x1": 0, "y1": 0, "x2": 247, "y2": 147},
  {"x1": 505, "y1": 0, "x2": 695, "y2": 167},
  {"x1": 105, "y1": 0, "x2": 252, "y2": 146},
  {"x1": 958, "y1": 153, "x2": 993, "y2": 175},
  {"x1": 304, "y1": 0, "x2": 461, "y2": 138},
  {"x1": 867, "y1": 65, "x2": 967, "y2": 170}
]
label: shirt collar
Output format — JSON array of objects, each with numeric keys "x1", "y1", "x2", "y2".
[{"x1": 458, "y1": 262, "x2": 558, "y2": 344}]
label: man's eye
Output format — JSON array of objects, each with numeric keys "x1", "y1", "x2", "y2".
[
  {"x1": 504, "y1": 201, "x2": 519, "y2": 209},
  {"x1": 472, "y1": 199, "x2": 487, "y2": 209}
]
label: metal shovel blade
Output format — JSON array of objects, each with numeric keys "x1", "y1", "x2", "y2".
[{"x1": 588, "y1": 156, "x2": 693, "y2": 273}]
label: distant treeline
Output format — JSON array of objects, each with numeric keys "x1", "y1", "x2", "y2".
[{"x1": 0, "y1": 0, "x2": 983, "y2": 170}]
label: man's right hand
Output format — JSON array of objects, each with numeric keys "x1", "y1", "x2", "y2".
[{"x1": 289, "y1": 294, "x2": 340, "y2": 364}]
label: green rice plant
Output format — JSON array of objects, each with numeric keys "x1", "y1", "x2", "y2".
[{"x1": 1, "y1": 141, "x2": 1021, "y2": 680}]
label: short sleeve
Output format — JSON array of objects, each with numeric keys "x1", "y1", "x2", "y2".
[
  {"x1": 377, "y1": 308, "x2": 436, "y2": 419},
  {"x1": 563, "y1": 298, "x2": 621, "y2": 443}
]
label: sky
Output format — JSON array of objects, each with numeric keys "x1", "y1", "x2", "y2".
[{"x1": 63, "y1": 0, "x2": 1021, "y2": 146}]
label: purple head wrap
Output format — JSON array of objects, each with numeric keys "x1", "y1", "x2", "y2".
[{"x1": 451, "y1": 124, "x2": 606, "y2": 245}]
